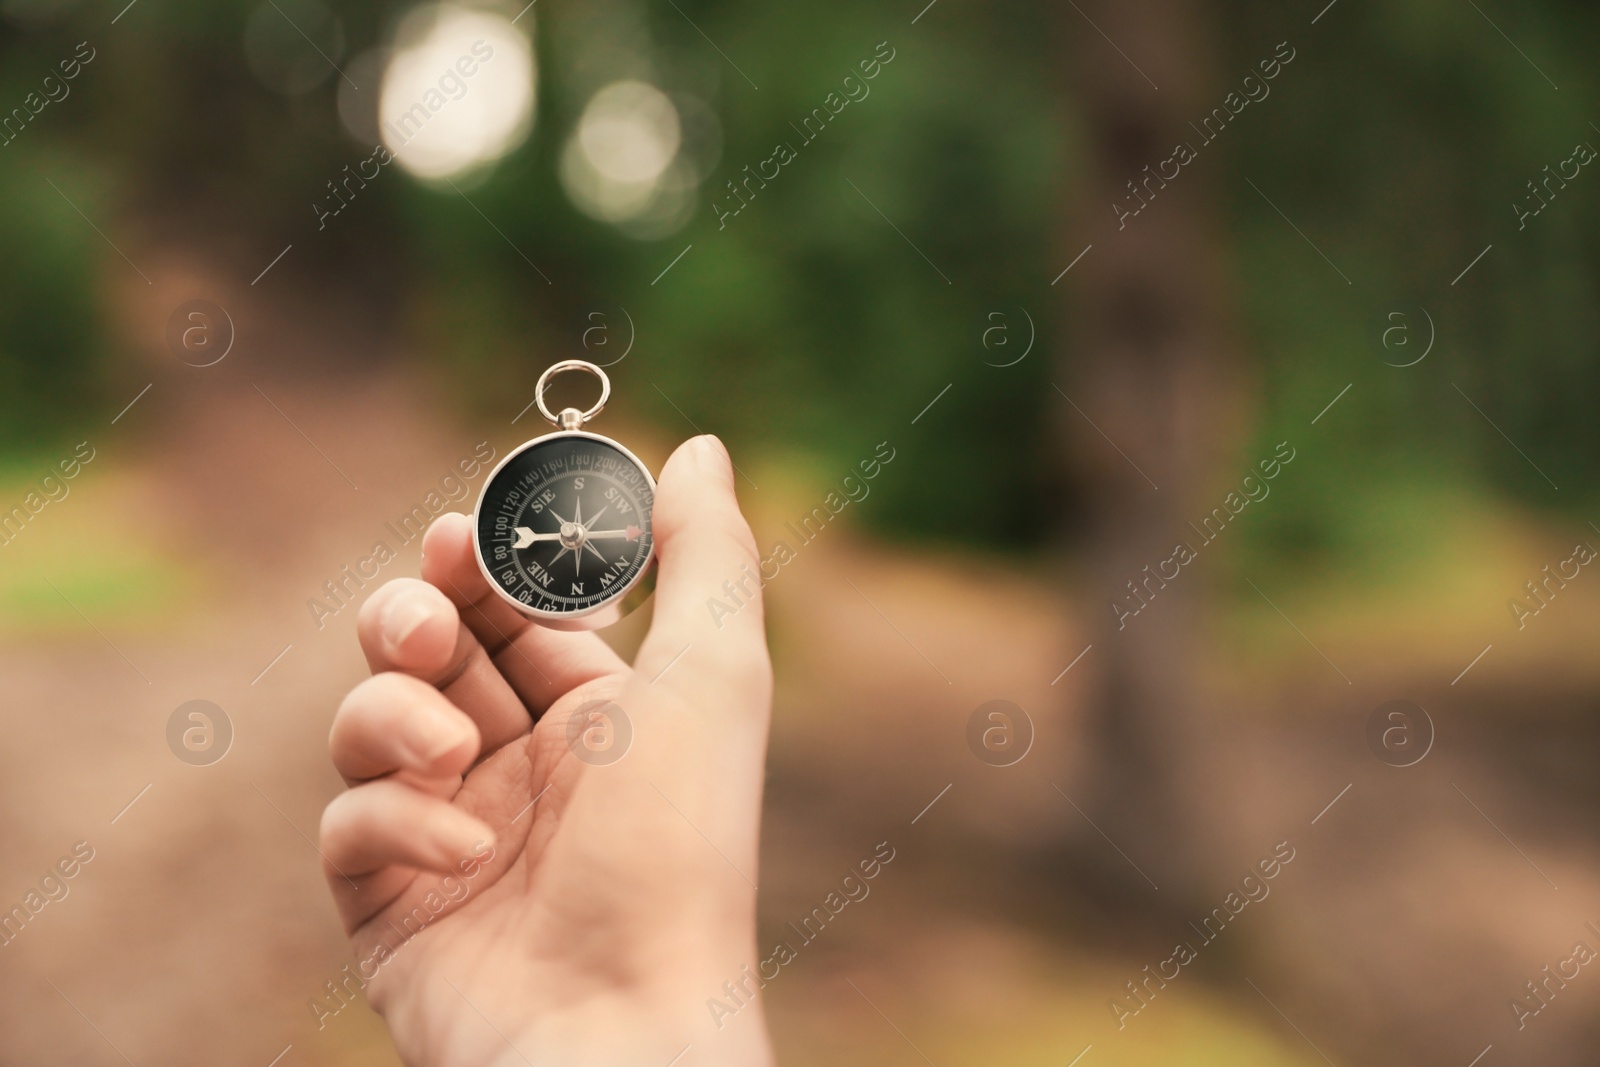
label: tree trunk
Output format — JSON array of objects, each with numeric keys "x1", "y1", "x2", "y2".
[{"x1": 1060, "y1": 0, "x2": 1246, "y2": 910}]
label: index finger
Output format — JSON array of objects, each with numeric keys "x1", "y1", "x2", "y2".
[{"x1": 420, "y1": 512, "x2": 629, "y2": 711}]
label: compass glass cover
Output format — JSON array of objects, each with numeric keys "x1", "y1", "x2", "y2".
[{"x1": 477, "y1": 434, "x2": 655, "y2": 615}]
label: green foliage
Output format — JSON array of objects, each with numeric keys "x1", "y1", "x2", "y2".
[
  {"x1": 1226, "y1": 0, "x2": 1600, "y2": 575},
  {"x1": 0, "y1": 0, "x2": 1595, "y2": 555},
  {"x1": 0, "y1": 149, "x2": 103, "y2": 447}
]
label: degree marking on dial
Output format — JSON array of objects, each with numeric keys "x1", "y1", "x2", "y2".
[{"x1": 488, "y1": 443, "x2": 654, "y2": 611}]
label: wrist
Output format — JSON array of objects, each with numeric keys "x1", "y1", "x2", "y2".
[{"x1": 491, "y1": 977, "x2": 774, "y2": 1067}]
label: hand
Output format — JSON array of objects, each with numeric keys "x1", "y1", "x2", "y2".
[{"x1": 319, "y1": 435, "x2": 774, "y2": 1067}]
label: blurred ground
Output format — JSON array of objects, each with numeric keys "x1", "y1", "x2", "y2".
[
  {"x1": 2, "y1": 319, "x2": 1600, "y2": 1065},
  {"x1": 2, "y1": 1, "x2": 1599, "y2": 1062}
]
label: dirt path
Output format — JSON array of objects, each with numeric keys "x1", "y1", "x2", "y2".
[{"x1": 1, "y1": 346, "x2": 1597, "y2": 1066}]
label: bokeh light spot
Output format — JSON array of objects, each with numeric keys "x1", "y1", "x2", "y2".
[{"x1": 378, "y1": 4, "x2": 535, "y2": 180}]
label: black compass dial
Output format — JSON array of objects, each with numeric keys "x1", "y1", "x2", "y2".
[{"x1": 476, "y1": 434, "x2": 655, "y2": 616}]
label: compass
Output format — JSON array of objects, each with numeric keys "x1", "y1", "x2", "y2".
[{"x1": 473, "y1": 360, "x2": 656, "y2": 630}]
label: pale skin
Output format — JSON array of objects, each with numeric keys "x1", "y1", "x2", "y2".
[{"x1": 319, "y1": 435, "x2": 775, "y2": 1067}]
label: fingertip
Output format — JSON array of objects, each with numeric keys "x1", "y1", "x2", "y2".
[
  {"x1": 654, "y1": 436, "x2": 749, "y2": 549},
  {"x1": 694, "y1": 432, "x2": 731, "y2": 467},
  {"x1": 420, "y1": 512, "x2": 474, "y2": 584},
  {"x1": 359, "y1": 579, "x2": 459, "y2": 674},
  {"x1": 405, "y1": 703, "x2": 481, "y2": 777},
  {"x1": 331, "y1": 671, "x2": 482, "y2": 781},
  {"x1": 320, "y1": 780, "x2": 499, "y2": 880},
  {"x1": 659, "y1": 434, "x2": 735, "y2": 497}
]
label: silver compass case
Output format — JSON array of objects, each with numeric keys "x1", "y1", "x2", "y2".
[{"x1": 472, "y1": 361, "x2": 658, "y2": 631}]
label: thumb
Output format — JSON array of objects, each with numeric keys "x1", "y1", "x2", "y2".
[
  {"x1": 638, "y1": 434, "x2": 768, "y2": 680},
  {"x1": 569, "y1": 435, "x2": 771, "y2": 902}
]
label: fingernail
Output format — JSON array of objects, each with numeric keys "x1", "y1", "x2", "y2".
[
  {"x1": 694, "y1": 435, "x2": 733, "y2": 483},
  {"x1": 408, "y1": 709, "x2": 475, "y2": 766},
  {"x1": 381, "y1": 595, "x2": 433, "y2": 660}
]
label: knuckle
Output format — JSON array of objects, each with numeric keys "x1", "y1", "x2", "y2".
[
  {"x1": 679, "y1": 630, "x2": 773, "y2": 694},
  {"x1": 698, "y1": 517, "x2": 762, "y2": 577},
  {"x1": 725, "y1": 516, "x2": 761, "y2": 570}
]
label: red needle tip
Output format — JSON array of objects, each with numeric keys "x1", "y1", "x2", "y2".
[{"x1": 625, "y1": 525, "x2": 642, "y2": 542}]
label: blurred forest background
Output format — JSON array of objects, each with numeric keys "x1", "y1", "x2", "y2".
[{"x1": 2, "y1": 0, "x2": 1600, "y2": 1064}]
